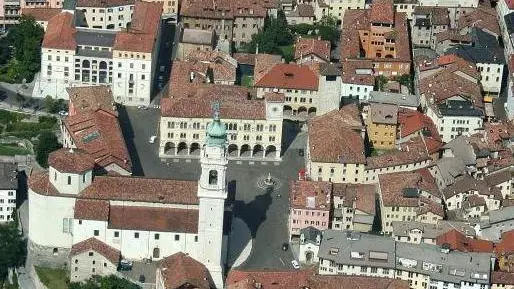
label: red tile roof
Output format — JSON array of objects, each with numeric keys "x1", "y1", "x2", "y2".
[
  {"x1": 226, "y1": 269, "x2": 410, "y2": 289},
  {"x1": 254, "y1": 63, "x2": 319, "y2": 90},
  {"x1": 180, "y1": 0, "x2": 267, "y2": 19},
  {"x1": 332, "y1": 183, "x2": 376, "y2": 215},
  {"x1": 341, "y1": 59, "x2": 375, "y2": 86},
  {"x1": 366, "y1": 137, "x2": 430, "y2": 169},
  {"x1": 185, "y1": 50, "x2": 237, "y2": 83},
  {"x1": 458, "y1": 6, "x2": 500, "y2": 36},
  {"x1": 370, "y1": 0, "x2": 394, "y2": 24},
  {"x1": 436, "y1": 229, "x2": 494, "y2": 253},
  {"x1": 76, "y1": 0, "x2": 134, "y2": 7},
  {"x1": 308, "y1": 104, "x2": 366, "y2": 164},
  {"x1": 63, "y1": 110, "x2": 131, "y2": 172},
  {"x1": 492, "y1": 271, "x2": 514, "y2": 285},
  {"x1": 113, "y1": 1, "x2": 162, "y2": 52},
  {"x1": 159, "y1": 252, "x2": 212, "y2": 289},
  {"x1": 254, "y1": 53, "x2": 282, "y2": 83},
  {"x1": 233, "y1": 53, "x2": 256, "y2": 65},
  {"x1": 22, "y1": 8, "x2": 62, "y2": 21},
  {"x1": 161, "y1": 97, "x2": 266, "y2": 120},
  {"x1": 74, "y1": 199, "x2": 110, "y2": 221},
  {"x1": 70, "y1": 238, "x2": 121, "y2": 264},
  {"x1": 289, "y1": 180, "x2": 332, "y2": 210},
  {"x1": 397, "y1": 108, "x2": 443, "y2": 154},
  {"x1": 495, "y1": 230, "x2": 514, "y2": 255},
  {"x1": 42, "y1": 12, "x2": 76, "y2": 50},
  {"x1": 419, "y1": 69, "x2": 483, "y2": 107},
  {"x1": 108, "y1": 206, "x2": 198, "y2": 233},
  {"x1": 67, "y1": 86, "x2": 117, "y2": 116},
  {"x1": 48, "y1": 148, "x2": 95, "y2": 173},
  {"x1": 79, "y1": 175, "x2": 199, "y2": 204},
  {"x1": 378, "y1": 171, "x2": 442, "y2": 208},
  {"x1": 294, "y1": 37, "x2": 331, "y2": 62}
]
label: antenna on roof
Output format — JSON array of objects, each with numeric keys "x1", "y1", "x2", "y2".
[{"x1": 211, "y1": 101, "x2": 221, "y2": 121}]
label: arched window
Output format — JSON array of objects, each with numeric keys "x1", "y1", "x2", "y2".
[{"x1": 208, "y1": 170, "x2": 218, "y2": 185}]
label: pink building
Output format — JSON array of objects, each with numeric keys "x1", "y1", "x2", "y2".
[{"x1": 288, "y1": 180, "x2": 331, "y2": 240}]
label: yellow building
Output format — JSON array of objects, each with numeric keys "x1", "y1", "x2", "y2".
[{"x1": 366, "y1": 103, "x2": 398, "y2": 149}]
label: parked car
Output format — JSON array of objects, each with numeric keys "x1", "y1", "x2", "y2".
[
  {"x1": 298, "y1": 149, "x2": 304, "y2": 157},
  {"x1": 282, "y1": 243, "x2": 289, "y2": 251},
  {"x1": 58, "y1": 110, "x2": 68, "y2": 116},
  {"x1": 149, "y1": 136, "x2": 157, "y2": 143},
  {"x1": 137, "y1": 105, "x2": 148, "y2": 110},
  {"x1": 291, "y1": 260, "x2": 300, "y2": 270},
  {"x1": 118, "y1": 259, "x2": 133, "y2": 271}
]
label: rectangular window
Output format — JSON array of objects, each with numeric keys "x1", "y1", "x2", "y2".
[
  {"x1": 155, "y1": 233, "x2": 160, "y2": 240},
  {"x1": 175, "y1": 234, "x2": 180, "y2": 241},
  {"x1": 114, "y1": 231, "x2": 120, "y2": 237},
  {"x1": 94, "y1": 230, "x2": 99, "y2": 236},
  {"x1": 134, "y1": 232, "x2": 139, "y2": 238},
  {"x1": 67, "y1": 176, "x2": 71, "y2": 185}
]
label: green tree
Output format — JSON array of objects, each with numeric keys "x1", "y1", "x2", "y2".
[
  {"x1": 69, "y1": 275, "x2": 141, "y2": 289},
  {"x1": 243, "y1": 11, "x2": 294, "y2": 56},
  {"x1": 290, "y1": 23, "x2": 315, "y2": 35},
  {"x1": 0, "y1": 216, "x2": 27, "y2": 283},
  {"x1": 315, "y1": 15, "x2": 339, "y2": 46},
  {"x1": 7, "y1": 15, "x2": 44, "y2": 82},
  {"x1": 44, "y1": 96, "x2": 68, "y2": 113},
  {"x1": 35, "y1": 132, "x2": 61, "y2": 168}
]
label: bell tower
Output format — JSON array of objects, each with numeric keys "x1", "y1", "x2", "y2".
[{"x1": 197, "y1": 102, "x2": 228, "y2": 288}]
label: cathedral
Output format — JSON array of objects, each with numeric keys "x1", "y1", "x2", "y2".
[{"x1": 28, "y1": 111, "x2": 230, "y2": 288}]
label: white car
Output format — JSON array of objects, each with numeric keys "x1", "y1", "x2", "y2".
[
  {"x1": 291, "y1": 260, "x2": 300, "y2": 270},
  {"x1": 137, "y1": 105, "x2": 148, "y2": 110},
  {"x1": 58, "y1": 110, "x2": 68, "y2": 116},
  {"x1": 149, "y1": 136, "x2": 157, "y2": 143}
]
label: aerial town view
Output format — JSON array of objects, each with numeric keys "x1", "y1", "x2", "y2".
[{"x1": 0, "y1": 0, "x2": 513, "y2": 288}]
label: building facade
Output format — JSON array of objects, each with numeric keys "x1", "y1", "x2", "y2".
[{"x1": 0, "y1": 162, "x2": 17, "y2": 223}]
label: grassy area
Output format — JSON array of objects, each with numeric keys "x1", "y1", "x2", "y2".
[
  {"x1": 0, "y1": 109, "x2": 58, "y2": 139},
  {"x1": 242, "y1": 75, "x2": 254, "y2": 88},
  {"x1": 35, "y1": 267, "x2": 68, "y2": 289},
  {"x1": 278, "y1": 45, "x2": 294, "y2": 62},
  {"x1": 0, "y1": 143, "x2": 30, "y2": 156}
]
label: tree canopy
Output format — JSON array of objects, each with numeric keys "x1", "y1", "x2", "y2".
[
  {"x1": 69, "y1": 275, "x2": 141, "y2": 289},
  {"x1": 0, "y1": 216, "x2": 27, "y2": 282},
  {"x1": 243, "y1": 11, "x2": 294, "y2": 55},
  {"x1": 35, "y1": 132, "x2": 61, "y2": 168},
  {"x1": 4, "y1": 16, "x2": 44, "y2": 82}
]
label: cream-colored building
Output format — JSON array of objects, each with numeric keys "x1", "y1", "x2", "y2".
[
  {"x1": 76, "y1": 0, "x2": 134, "y2": 30},
  {"x1": 306, "y1": 104, "x2": 367, "y2": 184},
  {"x1": 159, "y1": 89, "x2": 284, "y2": 160},
  {"x1": 69, "y1": 238, "x2": 120, "y2": 282},
  {"x1": 364, "y1": 103, "x2": 398, "y2": 150},
  {"x1": 378, "y1": 172, "x2": 444, "y2": 235}
]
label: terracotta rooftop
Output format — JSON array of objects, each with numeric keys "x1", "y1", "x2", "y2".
[
  {"x1": 63, "y1": 110, "x2": 131, "y2": 172},
  {"x1": 435, "y1": 29, "x2": 473, "y2": 43},
  {"x1": 413, "y1": 6, "x2": 449, "y2": 26},
  {"x1": 254, "y1": 53, "x2": 282, "y2": 83},
  {"x1": 296, "y1": 4, "x2": 314, "y2": 17},
  {"x1": 366, "y1": 136, "x2": 430, "y2": 170},
  {"x1": 109, "y1": 206, "x2": 199, "y2": 233},
  {"x1": 76, "y1": 0, "x2": 134, "y2": 7},
  {"x1": 113, "y1": 1, "x2": 162, "y2": 52},
  {"x1": 419, "y1": 69, "x2": 482, "y2": 107},
  {"x1": 70, "y1": 238, "x2": 121, "y2": 264},
  {"x1": 436, "y1": 229, "x2": 494, "y2": 253},
  {"x1": 485, "y1": 170, "x2": 513, "y2": 187},
  {"x1": 185, "y1": 50, "x2": 237, "y2": 83},
  {"x1": 369, "y1": 103, "x2": 398, "y2": 124},
  {"x1": 289, "y1": 180, "x2": 331, "y2": 210},
  {"x1": 48, "y1": 148, "x2": 95, "y2": 173},
  {"x1": 435, "y1": 54, "x2": 481, "y2": 80},
  {"x1": 332, "y1": 183, "x2": 376, "y2": 215},
  {"x1": 341, "y1": 8, "x2": 411, "y2": 64},
  {"x1": 370, "y1": 0, "x2": 394, "y2": 24},
  {"x1": 159, "y1": 252, "x2": 212, "y2": 289},
  {"x1": 79, "y1": 175, "x2": 199, "y2": 204},
  {"x1": 161, "y1": 97, "x2": 266, "y2": 120},
  {"x1": 492, "y1": 271, "x2": 514, "y2": 285},
  {"x1": 67, "y1": 86, "x2": 116, "y2": 116},
  {"x1": 233, "y1": 53, "x2": 256, "y2": 65},
  {"x1": 495, "y1": 230, "x2": 514, "y2": 255},
  {"x1": 398, "y1": 108, "x2": 440, "y2": 139},
  {"x1": 294, "y1": 37, "x2": 331, "y2": 62},
  {"x1": 378, "y1": 171, "x2": 442, "y2": 208},
  {"x1": 254, "y1": 63, "x2": 319, "y2": 90},
  {"x1": 458, "y1": 6, "x2": 500, "y2": 36},
  {"x1": 42, "y1": 12, "x2": 76, "y2": 50},
  {"x1": 341, "y1": 59, "x2": 375, "y2": 86},
  {"x1": 22, "y1": 8, "x2": 62, "y2": 21},
  {"x1": 308, "y1": 104, "x2": 366, "y2": 164},
  {"x1": 74, "y1": 199, "x2": 109, "y2": 221},
  {"x1": 180, "y1": 0, "x2": 267, "y2": 19},
  {"x1": 226, "y1": 269, "x2": 410, "y2": 289},
  {"x1": 442, "y1": 175, "x2": 497, "y2": 199}
]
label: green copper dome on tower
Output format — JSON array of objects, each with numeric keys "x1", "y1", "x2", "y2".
[{"x1": 206, "y1": 102, "x2": 227, "y2": 147}]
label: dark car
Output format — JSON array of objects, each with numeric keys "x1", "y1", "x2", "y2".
[
  {"x1": 282, "y1": 243, "x2": 289, "y2": 251},
  {"x1": 118, "y1": 259, "x2": 133, "y2": 271},
  {"x1": 298, "y1": 149, "x2": 304, "y2": 157}
]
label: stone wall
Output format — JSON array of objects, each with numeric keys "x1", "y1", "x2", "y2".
[{"x1": 28, "y1": 240, "x2": 70, "y2": 269}]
